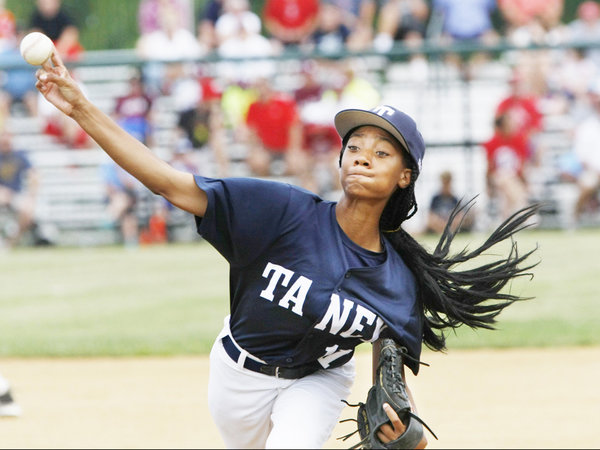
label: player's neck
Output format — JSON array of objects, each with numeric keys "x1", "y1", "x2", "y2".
[{"x1": 335, "y1": 201, "x2": 383, "y2": 252}]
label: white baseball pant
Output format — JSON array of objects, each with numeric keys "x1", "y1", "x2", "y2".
[{"x1": 208, "y1": 317, "x2": 356, "y2": 449}]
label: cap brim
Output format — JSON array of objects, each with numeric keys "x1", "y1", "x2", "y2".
[{"x1": 334, "y1": 109, "x2": 410, "y2": 153}]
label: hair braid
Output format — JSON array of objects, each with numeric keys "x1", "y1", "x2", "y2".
[{"x1": 386, "y1": 198, "x2": 540, "y2": 352}]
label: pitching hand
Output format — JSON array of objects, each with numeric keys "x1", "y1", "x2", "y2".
[{"x1": 35, "y1": 51, "x2": 85, "y2": 117}]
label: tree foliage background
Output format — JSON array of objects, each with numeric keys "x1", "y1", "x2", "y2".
[{"x1": 5, "y1": 0, "x2": 267, "y2": 51}]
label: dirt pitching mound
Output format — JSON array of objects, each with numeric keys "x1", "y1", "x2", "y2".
[{"x1": 1, "y1": 347, "x2": 598, "y2": 449}]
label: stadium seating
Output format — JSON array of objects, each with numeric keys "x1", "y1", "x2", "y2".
[{"x1": 1, "y1": 55, "x2": 588, "y2": 247}]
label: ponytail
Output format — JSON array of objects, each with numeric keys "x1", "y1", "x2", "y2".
[{"x1": 385, "y1": 200, "x2": 539, "y2": 352}]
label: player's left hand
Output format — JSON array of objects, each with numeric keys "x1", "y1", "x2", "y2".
[{"x1": 377, "y1": 402, "x2": 407, "y2": 443}]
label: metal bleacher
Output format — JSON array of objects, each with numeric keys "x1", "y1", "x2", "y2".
[
  {"x1": 4, "y1": 64, "x2": 156, "y2": 247},
  {"x1": 6, "y1": 114, "x2": 120, "y2": 246},
  {"x1": 5, "y1": 60, "x2": 224, "y2": 247},
  {"x1": 3, "y1": 44, "x2": 591, "y2": 247}
]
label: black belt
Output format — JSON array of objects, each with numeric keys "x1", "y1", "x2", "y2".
[{"x1": 221, "y1": 335, "x2": 320, "y2": 380}]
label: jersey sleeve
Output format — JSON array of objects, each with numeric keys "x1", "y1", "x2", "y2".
[{"x1": 193, "y1": 176, "x2": 293, "y2": 267}]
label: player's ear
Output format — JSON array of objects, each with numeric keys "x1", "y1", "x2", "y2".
[{"x1": 397, "y1": 168, "x2": 412, "y2": 189}]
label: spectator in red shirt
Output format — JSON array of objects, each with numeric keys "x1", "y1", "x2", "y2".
[
  {"x1": 243, "y1": 78, "x2": 306, "y2": 179},
  {"x1": 495, "y1": 74, "x2": 543, "y2": 136},
  {"x1": 483, "y1": 112, "x2": 531, "y2": 221},
  {"x1": 262, "y1": 0, "x2": 320, "y2": 50},
  {"x1": 494, "y1": 71, "x2": 544, "y2": 165}
]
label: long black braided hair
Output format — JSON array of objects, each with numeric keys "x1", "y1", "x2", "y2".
[{"x1": 340, "y1": 130, "x2": 540, "y2": 352}]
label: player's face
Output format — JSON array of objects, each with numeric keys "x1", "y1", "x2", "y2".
[{"x1": 339, "y1": 126, "x2": 412, "y2": 200}]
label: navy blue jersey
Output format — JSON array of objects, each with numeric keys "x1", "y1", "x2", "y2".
[{"x1": 194, "y1": 176, "x2": 424, "y2": 374}]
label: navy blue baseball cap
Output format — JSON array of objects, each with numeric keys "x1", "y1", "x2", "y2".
[{"x1": 334, "y1": 105, "x2": 425, "y2": 174}]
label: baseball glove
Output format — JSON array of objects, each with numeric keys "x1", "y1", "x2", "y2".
[{"x1": 338, "y1": 339, "x2": 437, "y2": 449}]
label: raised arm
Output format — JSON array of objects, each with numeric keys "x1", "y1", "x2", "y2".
[{"x1": 35, "y1": 52, "x2": 208, "y2": 217}]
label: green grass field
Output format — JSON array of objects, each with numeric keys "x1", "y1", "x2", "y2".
[{"x1": 1, "y1": 228, "x2": 599, "y2": 357}]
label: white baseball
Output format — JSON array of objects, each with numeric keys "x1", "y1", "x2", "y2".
[{"x1": 20, "y1": 32, "x2": 54, "y2": 66}]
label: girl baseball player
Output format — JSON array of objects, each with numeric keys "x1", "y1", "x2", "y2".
[{"x1": 35, "y1": 52, "x2": 538, "y2": 449}]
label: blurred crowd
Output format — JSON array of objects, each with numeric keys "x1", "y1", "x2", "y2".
[{"x1": 1, "y1": 0, "x2": 600, "y2": 250}]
